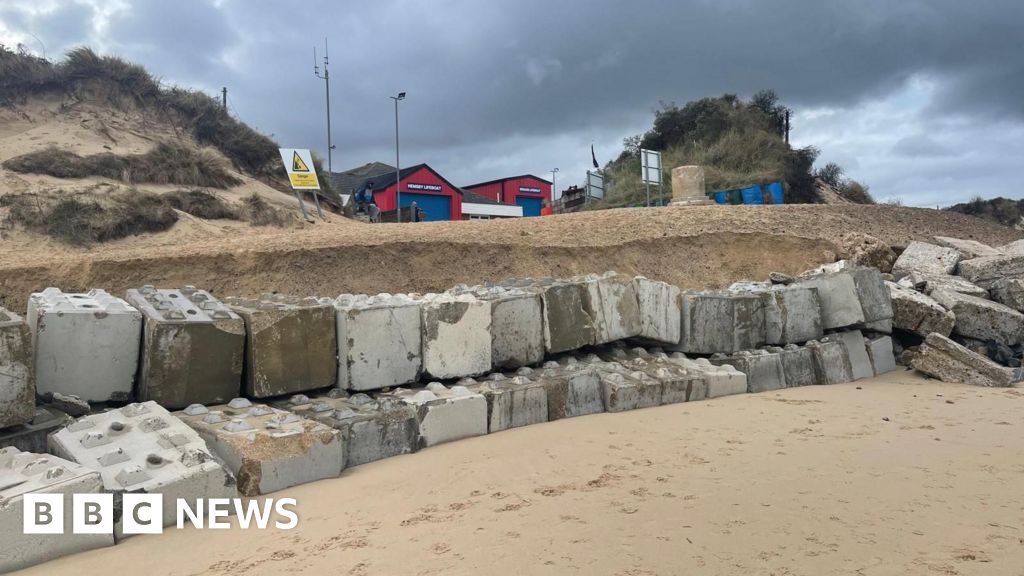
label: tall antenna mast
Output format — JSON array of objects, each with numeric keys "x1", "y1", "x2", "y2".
[{"x1": 314, "y1": 38, "x2": 335, "y2": 173}]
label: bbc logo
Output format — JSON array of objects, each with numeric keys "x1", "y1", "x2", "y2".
[{"x1": 24, "y1": 493, "x2": 163, "y2": 534}]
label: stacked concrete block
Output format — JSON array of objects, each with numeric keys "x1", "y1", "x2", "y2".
[
  {"x1": 0, "y1": 306, "x2": 34, "y2": 428},
  {"x1": 49, "y1": 401, "x2": 238, "y2": 534},
  {"x1": 0, "y1": 406, "x2": 72, "y2": 453},
  {"x1": 672, "y1": 355, "x2": 748, "y2": 399},
  {"x1": 633, "y1": 277, "x2": 682, "y2": 344},
  {"x1": 958, "y1": 254, "x2": 1024, "y2": 289},
  {"x1": 589, "y1": 361, "x2": 662, "y2": 412},
  {"x1": 420, "y1": 293, "x2": 491, "y2": 379},
  {"x1": 384, "y1": 384, "x2": 487, "y2": 448},
  {"x1": 930, "y1": 288, "x2": 1024, "y2": 345},
  {"x1": 866, "y1": 336, "x2": 898, "y2": 376},
  {"x1": 833, "y1": 330, "x2": 875, "y2": 381},
  {"x1": 176, "y1": 398, "x2": 344, "y2": 496},
  {"x1": 932, "y1": 236, "x2": 1002, "y2": 259},
  {"x1": 452, "y1": 286, "x2": 545, "y2": 369},
  {"x1": 538, "y1": 280, "x2": 597, "y2": 353},
  {"x1": 795, "y1": 271, "x2": 866, "y2": 330},
  {"x1": 335, "y1": 293, "x2": 422, "y2": 391},
  {"x1": 911, "y1": 333, "x2": 1015, "y2": 387},
  {"x1": 464, "y1": 372, "x2": 548, "y2": 433},
  {"x1": 0, "y1": 447, "x2": 114, "y2": 573},
  {"x1": 709, "y1": 350, "x2": 787, "y2": 394},
  {"x1": 535, "y1": 360, "x2": 605, "y2": 420},
  {"x1": 26, "y1": 288, "x2": 141, "y2": 403},
  {"x1": 733, "y1": 284, "x2": 823, "y2": 345},
  {"x1": 126, "y1": 286, "x2": 244, "y2": 409},
  {"x1": 887, "y1": 281, "x2": 956, "y2": 338},
  {"x1": 805, "y1": 337, "x2": 855, "y2": 385},
  {"x1": 598, "y1": 347, "x2": 707, "y2": 404},
  {"x1": 679, "y1": 291, "x2": 766, "y2": 354},
  {"x1": 224, "y1": 294, "x2": 337, "y2": 398},
  {"x1": 990, "y1": 278, "x2": 1024, "y2": 313},
  {"x1": 896, "y1": 271, "x2": 988, "y2": 299},
  {"x1": 845, "y1": 265, "x2": 895, "y2": 333},
  {"x1": 766, "y1": 345, "x2": 817, "y2": 387},
  {"x1": 578, "y1": 272, "x2": 642, "y2": 344},
  {"x1": 891, "y1": 241, "x2": 962, "y2": 279},
  {"x1": 274, "y1": 390, "x2": 418, "y2": 467}
]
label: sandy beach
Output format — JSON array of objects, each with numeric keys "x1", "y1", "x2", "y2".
[{"x1": 15, "y1": 369, "x2": 1024, "y2": 576}]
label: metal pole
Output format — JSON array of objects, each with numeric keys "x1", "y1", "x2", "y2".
[
  {"x1": 294, "y1": 191, "x2": 310, "y2": 220},
  {"x1": 643, "y1": 154, "x2": 650, "y2": 207},
  {"x1": 324, "y1": 40, "x2": 333, "y2": 174},
  {"x1": 221, "y1": 87, "x2": 227, "y2": 111},
  {"x1": 394, "y1": 97, "x2": 401, "y2": 223}
]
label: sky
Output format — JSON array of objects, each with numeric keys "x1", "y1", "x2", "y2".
[{"x1": 0, "y1": 0, "x2": 1022, "y2": 207}]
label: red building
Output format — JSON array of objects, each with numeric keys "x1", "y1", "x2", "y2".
[
  {"x1": 345, "y1": 163, "x2": 463, "y2": 222},
  {"x1": 462, "y1": 175, "x2": 551, "y2": 217}
]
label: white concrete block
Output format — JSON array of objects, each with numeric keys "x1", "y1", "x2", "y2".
[
  {"x1": 26, "y1": 288, "x2": 141, "y2": 403},
  {"x1": 595, "y1": 366, "x2": 662, "y2": 412},
  {"x1": 536, "y1": 360, "x2": 605, "y2": 419},
  {"x1": 892, "y1": 241, "x2": 962, "y2": 278},
  {"x1": 0, "y1": 307, "x2": 34, "y2": 428},
  {"x1": 465, "y1": 372, "x2": 549, "y2": 433},
  {"x1": 597, "y1": 347, "x2": 707, "y2": 404},
  {"x1": 385, "y1": 384, "x2": 488, "y2": 448},
  {"x1": 49, "y1": 401, "x2": 237, "y2": 536},
  {"x1": 866, "y1": 336, "x2": 898, "y2": 375},
  {"x1": 578, "y1": 272, "x2": 642, "y2": 344},
  {"x1": 833, "y1": 330, "x2": 875, "y2": 381},
  {"x1": 683, "y1": 357, "x2": 748, "y2": 399},
  {"x1": 795, "y1": 272, "x2": 866, "y2": 330},
  {"x1": 633, "y1": 277, "x2": 682, "y2": 344},
  {"x1": 451, "y1": 286, "x2": 544, "y2": 370},
  {"x1": 335, "y1": 293, "x2": 422, "y2": 391},
  {"x1": 710, "y1": 350, "x2": 787, "y2": 393},
  {"x1": 176, "y1": 398, "x2": 344, "y2": 496},
  {"x1": 0, "y1": 447, "x2": 114, "y2": 573},
  {"x1": 420, "y1": 293, "x2": 491, "y2": 379},
  {"x1": 806, "y1": 338, "x2": 855, "y2": 385}
]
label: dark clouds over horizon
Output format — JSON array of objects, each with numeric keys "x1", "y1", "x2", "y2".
[{"x1": 1, "y1": 0, "x2": 1022, "y2": 207}]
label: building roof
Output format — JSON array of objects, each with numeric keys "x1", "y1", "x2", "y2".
[
  {"x1": 460, "y1": 189, "x2": 503, "y2": 206},
  {"x1": 336, "y1": 163, "x2": 466, "y2": 197},
  {"x1": 463, "y1": 174, "x2": 553, "y2": 189},
  {"x1": 328, "y1": 161, "x2": 396, "y2": 195}
]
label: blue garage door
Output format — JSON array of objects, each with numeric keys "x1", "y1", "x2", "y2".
[
  {"x1": 401, "y1": 193, "x2": 451, "y2": 222},
  {"x1": 516, "y1": 196, "x2": 544, "y2": 217}
]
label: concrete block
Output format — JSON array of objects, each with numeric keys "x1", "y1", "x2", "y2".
[
  {"x1": 931, "y1": 288, "x2": 1024, "y2": 345},
  {"x1": 891, "y1": 241, "x2": 961, "y2": 278},
  {"x1": 679, "y1": 356, "x2": 748, "y2": 399},
  {"x1": 126, "y1": 286, "x2": 244, "y2": 409},
  {"x1": 678, "y1": 291, "x2": 766, "y2": 354},
  {"x1": 0, "y1": 447, "x2": 113, "y2": 573},
  {"x1": 578, "y1": 272, "x2": 642, "y2": 344},
  {"x1": 833, "y1": 330, "x2": 874, "y2": 381},
  {"x1": 709, "y1": 350, "x2": 787, "y2": 394},
  {"x1": 1000, "y1": 239, "x2": 1024, "y2": 256},
  {"x1": 633, "y1": 277, "x2": 682, "y2": 344},
  {"x1": 384, "y1": 384, "x2": 487, "y2": 448},
  {"x1": 898, "y1": 271, "x2": 988, "y2": 298},
  {"x1": 933, "y1": 236, "x2": 1003, "y2": 259},
  {"x1": 767, "y1": 345, "x2": 817, "y2": 387},
  {"x1": 0, "y1": 307, "x2": 34, "y2": 428},
  {"x1": 26, "y1": 288, "x2": 141, "y2": 403},
  {"x1": 455, "y1": 287, "x2": 545, "y2": 369},
  {"x1": 420, "y1": 293, "x2": 491, "y2": 379},
  {"x1": 540, "y1": 281, "x2": 596, "y2": 353},
  {"x1": 671, "y1": 165, "x2": 706, "y2": 202},
  {"x1": 50, "y1": 401, "x2": 237, "y2": 534},
  {"x1": 887, "y1": 281, "x2": 956, "y2": 338},
  {"x1": 274, "y1": 389, "x2": 418, "y2": 467},
  {"x1": 176, "y1": 398, "x2": 343, "y2": 496},
  {"x1": 224, "y1": 294, "x2": 337, "y2": 398},
  {"x1": 911, "y1": 333, "x2": 1015, "y2": 387},
  {"x1": 957, "y1": 254, "x2": 1024, "y2": 289},
  {"x1": 597, "y1": 347, "x2": 707, "y2": 404},
  {"x1": 866, "y1": 336, "x2": 897, "y2": 375},
  {"x1": 760, "y1": 286, "x2": 824, "y2": 345},
  {"x1": 465, "y1": 372, "x2": 548, "y2": 433},
  {"x1": 591, "y1": 362, "x2": 662, "y2": 412},
  {"x1": 847, "y1": 266, "x2": 894, "y2": 326},
  {"x1": 805, "y1": 338, "x2": 854, "y2": 385},
  {"x1": 536, "y1": 360, "x2": 605, "y2": 420},
  {"x1": 335, "y1": 293, "x2": 422, "y2": 391},
  {"x1": 795, "y1": 272, "x2": 866, "y2": 330},
  {"x1": 0, "y1": 405, "x2": 72, "y2": 453},
  {"x1": 990, "y1": 278, "x2": 1024, "y2": 313}
]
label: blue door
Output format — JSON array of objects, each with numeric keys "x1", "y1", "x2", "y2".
[
  {"x1": 516, "y1": 196, "x2": 544, "y2": 217},
  {"x1": 400, "y1": 193, "x2": 451, "y2": 222}
]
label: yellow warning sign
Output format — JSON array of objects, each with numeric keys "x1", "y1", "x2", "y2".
[
  {"x1": 278, "y1": 148, "x2": 321, "y2": 190},
  {"x1": 292, "y1": 151, "x2": 311, "y2": 172}
]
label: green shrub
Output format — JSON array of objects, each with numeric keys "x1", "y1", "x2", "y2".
[{"x1": 163, "y1": 189, "x2": 239, "y2": 220}]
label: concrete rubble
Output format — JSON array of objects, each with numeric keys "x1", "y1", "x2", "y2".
[
  {"x1": 887, "y1": 281, "x2": 956, "y2": 338},
  {"x1": 895, "y1": 271, "x2": 988, "y2": 298},
  {"x1": 932, "y1": 236, "x2": 1003, "y2": 259},
  {"x1": 420, "y1": 293, "x2": 491, "y2": 379},
  {"x1": 126, "y1": 286, "x2": 245, "y2": 409},
  {"x1": 930, "y1": 288, "x2": 1024, "y2": 345},
  {"x1": 0, "y1": 405, "x2": 72, "y2": 453},
  {"x1": 335, "y1": 293, "x2": 422, "y2": 391},
  {"x1": 679, "y1": 291, "x2": 766, "y2": 354},
  {"x1": 383, "y1": 383, "x2": 487, "y2": 448},
  {"x1": 177, "y1": 398, "x2": 343, "y2": 496},
  {"x1": 710, "y1": 349, "x2": 787, "y2": 393},
  {"x1": 633, "y1": 276, "x2": 682, "y2": 344},
  {"x1": 50, "y1": 401, "x2": 238, "y2": 535},
  {"x1": 911, "y1": 333, "x2": 1016, "y2": 387},
  {"x1": 957, "y1": 253, "x2": 1024, "y2": 289},
  {"x1": 274, "y1": 390, "x2": 418, "y2": 467},
  {"x1": 891, "y1": 241, "x2": 962, "y2": 278},
  {"x1": 225, "y1": 294, "x2": 337, "y2": 398},
  {"x1": 464, "y1": 372, "x2": 549, "y2": 433},
  {"x1": 989, "y1": 278, "x2": 1024, "y2": 313},
  {"x1": 0, "y1": 447, "x2": 114, "y2": 573},
  {"x1": 0, "y1": 306, "x2": 34, "y2": 429}
]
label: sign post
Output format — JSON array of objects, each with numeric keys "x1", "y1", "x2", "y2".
[
  {"x1": 279, "y1": 148, "x2": 324, "y2": 219},
  {"x1": 586, "y1": 170, "x2": 605, "y2": 203},
  {"x1": 640, "y1": 149, "x2": 662, "y2": 207}
]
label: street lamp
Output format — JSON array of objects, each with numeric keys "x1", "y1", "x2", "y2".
[
  {"x1": 391, "y1": 92, "x2": 406, "y2": 222},
  {"x1": 550, "y1": 168, "x2": 559, "y2": 204}
]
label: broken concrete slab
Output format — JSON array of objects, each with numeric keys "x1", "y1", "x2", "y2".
[
  {"x1": 465, "y1": 372, "x2": 548, "y2": 433},
  {"x1": 0, "y1": 405, "x2": 72, "y2": 453},
  {"x1": 911, "y1": 333, "x2": 1015, "y2": 387},
  {"x1": 47, "y1": 392, "x2": 89, "y2": 417},
  {"x1": 1000, "y1": 239, "x2": 1024, "y2": 256},
  {"x1": 958, "y1": 253, "x2": 1024, "y2": 289},
  {"x1": 274, "y1": 390, "x2": 418, "y2": 468},
  {"x1": 930, "y1": 288, "x2": 1024, "y2": 345},
  {"x1": 384, "y1": 383, "x2": 488, "y2": 448},
  {"x1": 897, "y1": 271, "x2": 989, "y2": 298},
  {"x1": 767, "y1": 345, "x2": 817, "y2": 387},
  {"x1": 866, "y1": 336, "x2": 897, "y2": 375},
  {"x1": 539, "y1": 280, "x2": 596, "y2": 353},
  {"x1": 0, "y1": 306, "x2": 34, "y2": 429},
  {"x1": 50, "y1": 401, "x2": 238, "y2": 535},
  {"x1": 887, "y1": 281, "x2": 956, "y2": 338},
  {"x1": 678, "y1": 291, "x2": 766, "y2": 354},
  {"x1": 335, "y1": 293, "x2": 422, "y2": 391},
  {"x1": 709, "y1": 350, "x2": 787, "y2": 393},
  {"x1": 634, "y1": 277, "x2": 682, "y2": 344},
  {"x1": 126, "y1": 286, "x2": 245, "y2": 409},
  {"x1": 0, "y1": 447, "x2": 114, "y2": 573},
  {"x1": 805, "y1": 338, "x2": 855, "y2": 385},
  {"x1": 224, "y1": 294, "x2": 337, "y2": 398},
  {"x1": 420, "y1": 293, "x2": 491, "y2": 379},
  {"x1": 932, "y1": 236, "x2": 1002, "y2": 259},
  {"x1": 176, "y1": 398, "x2": 343, "y2": 496},
  {"x1": 536, "y1": 360, "x2": 605, "y2": 420},
  {"x1": 891, "y1": 241, "x2": 961, "y2": 278},
  {"x1": 26, "y1": 288, "x2": 141, "y2": 404},
  {"x1": 833, "y1": 330, "x2": 875, "y2": 381},
  {"x1": 794, "y1": 272, "x2": 866, "y2": 330},
  {"x1": 578, "y1": 272, "x2": 642, "y2": 344},
  {"x1": 990, "y1": 278, "x2": 1024, "y2": 313}
]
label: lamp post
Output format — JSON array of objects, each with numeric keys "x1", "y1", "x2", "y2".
[
  {"x1": 550, "y1": 168, "x2": 559, "y2": 204},
  {"x1": 390, "y1": 92, "x2": 406, "y2": 222}
]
